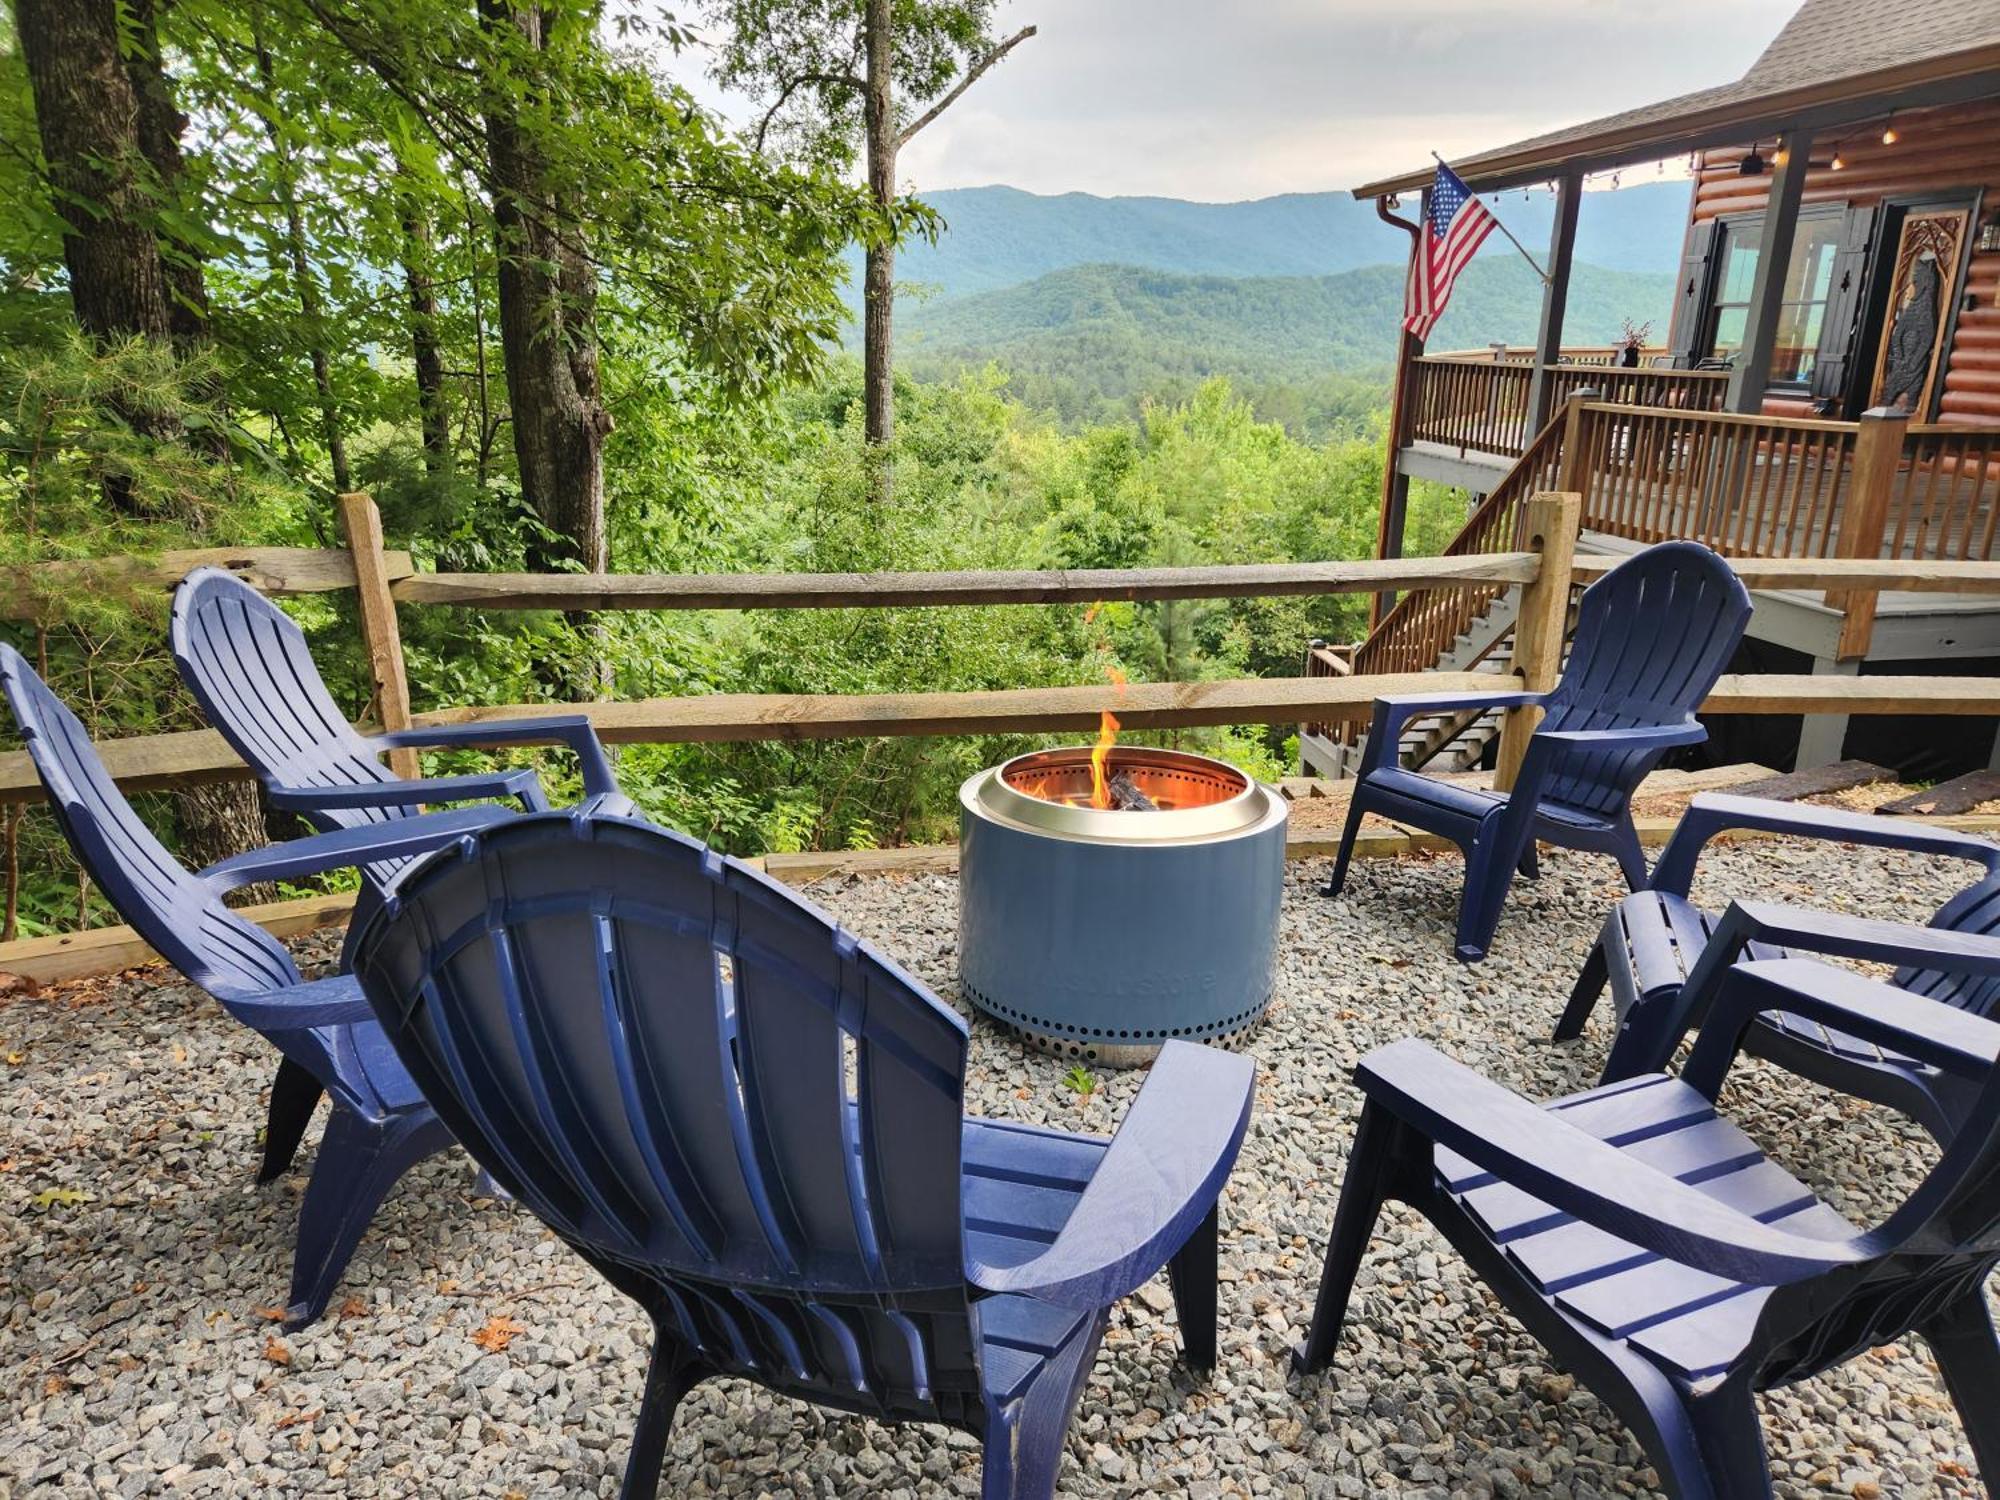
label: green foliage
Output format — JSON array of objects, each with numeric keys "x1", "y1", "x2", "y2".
[{"x1": 1061, "y1": 1064, "x2": 1097, "y2": 1098}]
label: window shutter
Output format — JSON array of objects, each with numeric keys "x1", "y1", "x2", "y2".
[
  {"x1": 1809, "y1": 204, "x2": 1879, "y2": 407},
  {"x1": 1667, "y1": 221, "x2": 1721, "y2": 367}
]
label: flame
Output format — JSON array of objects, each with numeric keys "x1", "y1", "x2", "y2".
[{"x1": 1089, "y1": 666, "x2": 1128, "y2": 809}]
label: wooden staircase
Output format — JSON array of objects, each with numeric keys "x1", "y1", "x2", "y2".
[{"x1": 1305, "y1": 410, "x2": 1572, "y2": 779}]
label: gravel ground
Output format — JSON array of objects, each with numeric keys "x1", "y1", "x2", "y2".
[{"x1": 2, "y1": 839, "x2": 1995, "y2": 1498}]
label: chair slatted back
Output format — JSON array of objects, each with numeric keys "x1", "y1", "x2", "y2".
[
  {"x1": 1900, "y1": 873, "x2": 2000, "y2": 1017},
  {"x1": 0, "y1": 645, "x2": 300, "y2": 1004},
  {"x1": 1541, "y1": 542, "x2": 1752, "y2": 816},
  {"x1": 171, "y1": 568, "x2": 404, "y2": 829},
  {"x1": 353, "y1": 812, "x2": 979, "y2": 1413},
  {"x1": 1760, "y1": 1063, "x2": 2000, "y2": 1384}
]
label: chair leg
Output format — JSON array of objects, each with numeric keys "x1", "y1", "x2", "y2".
[
  {"x1": 1611, "y1": 818, "x2": 1649, "y2": 890},
  {"x1": 1921, "y1": 1296, "x2": 2000, "y2": 1486},
  {"x1": 1165, "y1": 1205, "x2": 1218, "y2": 1371},
  {"x1": 1553, "y1": 942, "x2": 1608, "y2": 1043},
  {"x1": 1678, "y1": 1378, "x2": 1773, "y2": 1500},
  {"x1": 979, "y1": 1311, "x2": 1108, "y2": 1500},
  {"x1": 258, "y1": 1056, "x2": 324, "y2": 1184},
  {"x1": 1455, "y1": 823, "x2": 1527, "y2": 963},
  {"x1": 1517, "y1": 843, "x2": 1541, "y2": 880},
  {"x1": 1294, "y1": 1100, "x2": 1406, "y2": 1375},
  {"x1": 1322, "y1": 793, "x2": 1370, "y2": 898},
  {"x1": 284, "y1": 1106, "x2": 450, "y2": 1328},
  {"x1": 617, "y1": 1328, "x2": 706, "y2": 1500}
]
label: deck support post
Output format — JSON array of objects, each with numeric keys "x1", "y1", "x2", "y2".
[
  {"x1": 1726, "y1": 128, "x2": 1813, "y2": 413},
  {"x1": 1495, "y1": 491, "x2": 1582, "y2": 791},
  {"x1": 1832, "y1": 405, "x2": 1911, "y2": 660},
  {"x1": 1796, "y1": 656, "x2": 1859, "y2": 770},
  {"x1": 1525, "y1": 169, "x2": 1581, "y2": 436},
  {"x1": 337, "y1": 491, "x2": 420, "y2": 780},
  {"x1": 1372, "y1": 194, "x2": 1425, "y2": 631}
]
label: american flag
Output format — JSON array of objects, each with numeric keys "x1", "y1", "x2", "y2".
[{"x1": 1404, "y1": 161, "x2": 1497, "y2": 340}]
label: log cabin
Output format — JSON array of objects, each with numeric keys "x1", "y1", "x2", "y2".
[{"x1": 1302, "y1": 0, "x2": 2000, "y2": 782}]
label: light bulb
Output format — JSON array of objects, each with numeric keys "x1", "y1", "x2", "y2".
[
  {"x1": 1831, "y1": 151, "x2": 1845, "y2": 170},
  {"x1": 1882, "y1": 125, "x2": 1898, "y2": 145}
]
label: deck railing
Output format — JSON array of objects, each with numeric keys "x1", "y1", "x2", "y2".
[{"x1": 1405, "y1": 356, "x2": 1728, "y2": 460}]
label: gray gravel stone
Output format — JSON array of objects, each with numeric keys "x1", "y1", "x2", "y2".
[{"x1": 0, "y1": 841, "x2": 1991, "y2": 1496}]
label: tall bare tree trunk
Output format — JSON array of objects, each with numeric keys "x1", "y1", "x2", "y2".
[
  {"x1": 478, "y1": 0, "x2": 610, "y2": 579},
  {"x1": 17, "y1": 0, "x2": 273, "y2": 899},
  {"x1": 861, "y1": 0, "x2": 896, "y2": 505},
  {"x1": 397, "y1": 161, "x2": 450, "y2": 478}
]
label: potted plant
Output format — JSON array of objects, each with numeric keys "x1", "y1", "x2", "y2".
[{"x1": 1619, "y1": 318, "x2": 1653, "y2": 367}]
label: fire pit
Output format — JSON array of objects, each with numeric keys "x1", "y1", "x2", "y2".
[{"x1": 957, "y1": 743, "x2": 1287, "y2": 1066}]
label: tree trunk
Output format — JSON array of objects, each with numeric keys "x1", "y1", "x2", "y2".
[
  {"x1": 861, "y1": 0, "x2": 896, "y2": 504},
  {"x1": 253, "y1": 18, "x2": 350, "y2": 493},
  {"x1": 17, "y1": 0, "x2": 175, "y2": 344},
  {"x1": 397, "y1": 161, "x2": 450, "y2": 478},
  {"x1": 18, "y1": 0, "x2": 273, "y2": 899},
  {"x1": 477, "y1": 0, "x2": 611, "y2": 578}
]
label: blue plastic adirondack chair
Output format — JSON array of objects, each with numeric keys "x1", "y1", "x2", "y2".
[
  {"x1": 1295, "y1": 959, "x2": 2000, "y2": 1498},
  {"x1": 1559, "y1": 792, "x2": 2000, "y2": 1140},
  {"x1": 1325, "y1": 541, "x2": 1752, "y2": 962},
  {"x1": 0, "y1": 643, "x2": 477, "y2": 1327},
  {"x1": 171, "y1": 567, "x2": 618, "y2": 900},
  {"x1": 350, "y1": 807, "x2": 1256, "y2": 1499}
]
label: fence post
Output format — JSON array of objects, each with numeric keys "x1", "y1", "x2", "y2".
[
  {"x1": 1832, "y1": 405, "x2": 1911, "y2": 661},
  {"x1": 336, "y1": 491, "x2": 420, "y2": 779},
  {"x1": 1494, "y1": 491, "x2": 1582, "y2": 792},
  {"x1": 1554, "y1": 390, "x2": 1596, "y2": 495}
]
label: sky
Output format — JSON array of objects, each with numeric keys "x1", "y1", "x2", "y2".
[{"x1": 676, "y1": 0, "x2": 1804, "y2": 203}]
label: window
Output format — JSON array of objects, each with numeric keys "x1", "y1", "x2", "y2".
[{"x1": 1706, "y1": 210, "x2": 1843, "y2": 385}]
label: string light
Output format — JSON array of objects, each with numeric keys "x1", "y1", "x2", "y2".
[
  {"x1": 1830, "y1": 144, "x2": 1846, "y2": 170},
  {"x1": 1882, "y1": 113, "x2": 1899, "y2": 146}
]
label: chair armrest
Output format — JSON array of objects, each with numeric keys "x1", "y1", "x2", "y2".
[
  {"x1": 224, "y1": 974, "x2": 374, "y2": 1032},
  {"x1": 1535, "y1": 722, "x2": 1708, "y2": 751},
  {"x1": 370, "y1": 714, "x2": 618, "y2": 797},
  {"x1": 197, "y1": 817, "x2": 482, "y2": 896},
  {"x1": 1356, "y1": 1038, "x2": 1867, "y2": 1284},
  {"x1": 1715, "y1": 899, "x2": 2000, "y2": 979},
  {"x1": 965, "y1": 1041, "x2": 1255, "y2": 1309},
  {"x1": 268, "y1": 769, "x2": 539, "y2": 813},
  {"x1": 1648, "y1": 792, "x2": 2000, "y2": 898},
  {"x1": 1682, "y1": 958, "x2": 2000, "y2": 1098},
  {"x1": 1362, "y1": 690, "x2": 1545, "y2": 774}
]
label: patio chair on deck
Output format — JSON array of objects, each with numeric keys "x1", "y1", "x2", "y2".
[
  {"x1": 1558, "y1": 792, "x2": 2000, "y2": 1140},
  {"x1": 350, "y1": 807, "x2": 1256, "y2": 1499},
  {"x1": 171, "y1": 567, "x2": 620, "y2": 947},
  {"x1": 1324, "y1": 541, "x2": 1751, "y2": 961},
  {"x1": 1295, "y1": 958, "x2": 2000, "y2": 1498},
  {"x1": 0, "y1": 645, "x2": 477, "y2": 1326}
]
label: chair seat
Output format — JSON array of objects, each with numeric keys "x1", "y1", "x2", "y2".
[
  {"x1": 962, "y1": 1116, "x2": 1110, "y2": 1404},
  {"x1": 1603, "y1": 892, "x2": 1919, "y2": 1072},
  {"x1": 1363, "y1": 768, "x2": 1618, "y2": 835},
  {"x1": 1436, "y1": 1073, "x2": 1856, "y2": 1383}
]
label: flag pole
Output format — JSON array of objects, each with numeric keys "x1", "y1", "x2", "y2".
[{"x1": 1433, "y1": 152, "x2": 1549, "y2": 284}]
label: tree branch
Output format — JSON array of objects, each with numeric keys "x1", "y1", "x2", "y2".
[
  {"x1": 895, "y1": 25, "x2": 1036, "y2": 148},
  {"x1": 753, "y1": 70, "x2": 866, "y2": 154}
]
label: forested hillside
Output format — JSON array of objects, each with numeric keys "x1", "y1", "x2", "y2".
[{"x1": 895, "y1": 259, "x2": 1676, "y2": 428}]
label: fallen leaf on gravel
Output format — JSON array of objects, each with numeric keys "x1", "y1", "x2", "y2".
[
  {"x1": 254, "y1": 1306, "x2": 287, "y2": 1322},
  {"x1": 42, "y1": 1375, "x2": 63, "y2": 1397},
  {"x1": 470, "y1": 1315, "x2": 525, "y2": 1352},
  {"x1": 30, "y1": 1187, "x2": 91, "y2": 1211},
  {"x1": 338, "y1": 1297, "x2": 367, "y2": 1319},
  {"x1": 263, "y1": 1337, "x2": 291, "y2": 1366},
  {"x1": 0, "y1": 971, "x2": 42, "y2": 998}
]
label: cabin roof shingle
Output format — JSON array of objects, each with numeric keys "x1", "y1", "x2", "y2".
[{"x1": 1351, "y1": 0, "x2": 2000, "y2": 199}]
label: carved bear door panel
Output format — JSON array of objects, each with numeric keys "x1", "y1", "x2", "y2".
[{"x1": 1866, "y1": 204, "x2": 1973, "y2": 418}]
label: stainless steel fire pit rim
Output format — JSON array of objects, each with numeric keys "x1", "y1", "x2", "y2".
[{"x1": 962, "y1": 745, "x2": 1285, "y2": 844}]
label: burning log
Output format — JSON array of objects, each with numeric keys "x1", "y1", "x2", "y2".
[{"x1": 1107, "y1": 770, "x2": 1157, "y2": 812}]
